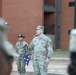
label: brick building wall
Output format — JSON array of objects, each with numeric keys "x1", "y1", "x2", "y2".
[
  {"x1": 1, "y1": 0, "x2": 75, "y2": 49},
  {"x1": 2, "y1": 0, "x2": 44, "y2": 45},
  {"x1": 60, "y1": 0, "x2": 74, "y2": 49},
  {"x1": 0, "y1": 0, "x2": 2, "y2": 17}
]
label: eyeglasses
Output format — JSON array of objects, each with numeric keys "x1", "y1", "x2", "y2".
[{"x1": 36, "y1": 29, "x2": 40, "y2": 30}]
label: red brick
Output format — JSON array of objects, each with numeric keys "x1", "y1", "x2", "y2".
[
  {"x1": 2, "y1": 0, "x2": 44, "y2": 45},
  {"x1": 60, "y1": 0, "x2": 74, "y2": 49},
  {"x1": 0, "y1": 0, "x2": 2, "y2": 17},
  {"x1": 1, "y1": 0, "x2": 75, "y2": 50}
]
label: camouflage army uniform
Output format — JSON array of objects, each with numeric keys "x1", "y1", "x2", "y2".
[
  {"x1": 29, "y1": 34, "x2": 53, "y2": 75},
  {"x1": 16, "y1": 41, "x2": 28, "y2": 75},
  {"x1": 0, "y1": 18, "x2": 18, "y2": 58}
]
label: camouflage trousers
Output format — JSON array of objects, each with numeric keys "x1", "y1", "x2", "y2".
[
  {"x1": 33, "y1": 57, "x2": 48, "y2": 75},
  {"x1": 16, "y1": 57, "x2": 26, "y2": 75}
]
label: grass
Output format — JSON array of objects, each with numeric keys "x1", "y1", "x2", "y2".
[{"x1": 52, "y1": 50, "x2": 70, "y2": 58}]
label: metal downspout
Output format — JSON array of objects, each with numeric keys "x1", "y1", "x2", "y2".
[{"x1": 56, "y1": 0, "x2": 61, "y2": 49}]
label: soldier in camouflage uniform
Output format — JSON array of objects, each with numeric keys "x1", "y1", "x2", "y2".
[
  {"x1": 29, "y1": 26, "x2": 53, "y2": 75},
  {"x1": 0, "y1": 18, "x2": 18, "y2": 75},
  {"x1": 0, "y1": 18, "x2": 18, "y2": 57},
  {"x1": 15, "y1": 34, "x2": 28, "y2": 75}
]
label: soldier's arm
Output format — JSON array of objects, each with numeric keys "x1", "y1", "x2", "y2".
[
  {"x1": 15, "y1": 43, "x2": 19, "y2": 53},
  {"x1": 46, "y1": 38, "x2": 53, "y2": 58},
  {"x1": 28, "y1": 40, "x2": 34, "y2": 51},
  {"x1": 24, "y1": 43, "x2": 30, "y2": 53},
  {"x1": 20, "y1": 42, "x2": 27, "y2": 48},
  {"x1": 16, "y1": 41, "x2": 27, "y2": 49}
]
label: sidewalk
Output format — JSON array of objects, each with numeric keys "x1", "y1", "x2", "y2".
[{"x1": 11, "y1": 57, "x2": 70, "y2": 75}]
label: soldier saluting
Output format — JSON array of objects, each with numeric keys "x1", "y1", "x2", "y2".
[{"x1": 28, "y1": 26, "x2": 53, "y2": 75}]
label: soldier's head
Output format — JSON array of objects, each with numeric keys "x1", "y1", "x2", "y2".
[
  {"x1": 0, "y1": 18, "x2": 10, "y2": 32},
  {"x1": 0, "y1": 18, "x2": 11, "y2": 42},
  {"x1": 18, "y1": 34, "x2": 25, "y2": 41},
  {"x1": 36, "y1": 25, "x2": 44, "y2": 35}
]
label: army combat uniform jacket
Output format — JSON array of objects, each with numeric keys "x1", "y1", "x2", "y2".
[
  {"x1": 29, "y1": 34, "x2": 53, "y2": 60},
  {"x1": 15, "y1": 41, "x2": 28, "y2": 75}
]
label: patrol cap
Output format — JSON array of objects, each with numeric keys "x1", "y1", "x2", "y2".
[
  {"x1": 0, "y1": 18, "x2": 10, "y2": 30},
  {"x1": 18, "y1": 34, "x2": 25, "y2": 38},
  {"x1": 36, "y1": 26, "x2": 44, "y2": 30}
]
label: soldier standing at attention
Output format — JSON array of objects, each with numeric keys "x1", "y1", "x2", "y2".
[
  {"x1": 29, "y1": 26, "x2": 53, "y2": 75},
  {"x1": 15, "y1": 34, "x2": 28, "y2": 75}
]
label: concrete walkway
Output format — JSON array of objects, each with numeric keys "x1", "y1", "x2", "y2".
[{"x1": 11, "y1": 57, "x2": 70, "y2": 75}]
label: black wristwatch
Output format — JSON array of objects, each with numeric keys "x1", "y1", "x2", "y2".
[{"x1": 48, "y1": 57, "x2": 50, "y2": 59}]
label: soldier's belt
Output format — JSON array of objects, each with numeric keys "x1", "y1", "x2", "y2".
[{"x1": 34, "y1": 51, "x2": 47, "y2": 56}]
